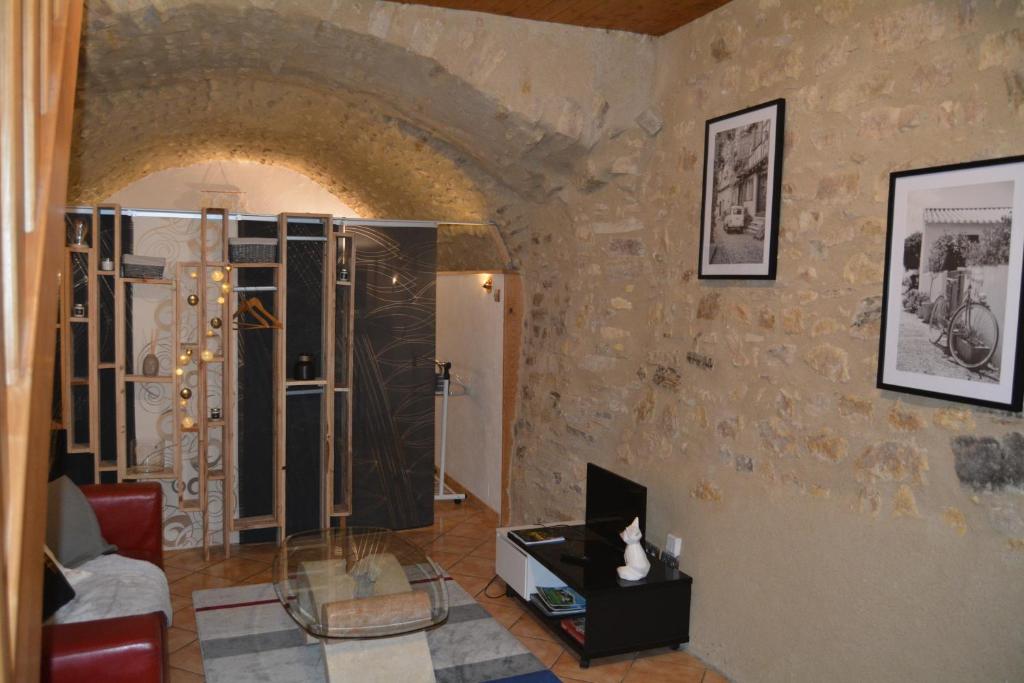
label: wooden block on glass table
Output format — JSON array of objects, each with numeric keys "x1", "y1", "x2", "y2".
[
  {"x1": 321, "y1": 631, "x2": 435, "y2": 683},
  {"x1": 322, "y1": 591, "x2": 432, "y2": 631},
  {"x1": 298, "y1": 560, "x2": 354, "y2": 619}
]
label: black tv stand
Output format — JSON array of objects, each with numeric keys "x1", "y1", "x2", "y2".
[{"x1": 495, "y1": 523, "x2": 693, "y2": 668}]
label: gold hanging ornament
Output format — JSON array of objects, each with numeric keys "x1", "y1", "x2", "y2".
[
  {"x1": 210, "y1": 317, "x2": 222, "y2": 330},
  {"x1": 187, "y1": 294, "x2": 199, "y2": 306},
  {"x1": 210, "y1": 269, "x2": 225, "y2": 282},
  {"x1": 201, "y1": 350, "x2": 214, "y2": 362},
  {"x1": 179, "y1": 387, "x2": 192, "y2": 400}
]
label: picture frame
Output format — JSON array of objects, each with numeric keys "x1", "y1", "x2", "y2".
[
  {"x1": 698, "y1": 98, "x2": 785, "y2": 279},
  {"x1": 877, "y1": 155, "x2": 1024, "y2": 412}
]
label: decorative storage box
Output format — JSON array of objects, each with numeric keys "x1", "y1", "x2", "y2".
[
  {"x1": 121, "y1": 254, "x2": 166, "y2": 279},
  {"x1": 229, "y1": 237, "x2": 278, "y2": 263}
]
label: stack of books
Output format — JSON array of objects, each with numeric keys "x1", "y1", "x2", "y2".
[{"x1": 530, "y1": 585, "x2": 586, "y2": 617}]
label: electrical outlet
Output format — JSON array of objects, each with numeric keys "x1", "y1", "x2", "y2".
[{"x1": 665, "y1": 533, "x2": 683, "y2": 559}]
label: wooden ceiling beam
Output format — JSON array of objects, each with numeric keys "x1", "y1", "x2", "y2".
[{"x1": 393, "y1": 0, "x2": 732, "y2": 36}]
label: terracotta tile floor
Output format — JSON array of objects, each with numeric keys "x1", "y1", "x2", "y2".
[{"x1": 164, "y1": 499, "x2": 728, "y2": 682}]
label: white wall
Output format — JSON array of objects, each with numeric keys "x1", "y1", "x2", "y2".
[
  {"x1": 107, "y1": 160, "x2": 361, "y2": 216},
  {"x1": 435, "y1": 273, "x2": 505, "y2": 512}
]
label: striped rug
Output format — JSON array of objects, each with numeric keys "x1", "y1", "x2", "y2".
[{"x1": 193, "y1": 580, "x2": 559, "y2": 683}]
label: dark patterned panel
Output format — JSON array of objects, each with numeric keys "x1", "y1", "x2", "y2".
[{"x1": 347, "y1": 225, "x2": 436, "y2": 530}]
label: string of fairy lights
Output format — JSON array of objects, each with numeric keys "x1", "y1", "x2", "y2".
[{"x1": 178, "y1": 265, "x2": 231, "y2": 430}]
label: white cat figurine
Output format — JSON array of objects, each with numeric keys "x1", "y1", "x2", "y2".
[{"x1": 616, "y1": 516, "x2": 651, "y2": 581}]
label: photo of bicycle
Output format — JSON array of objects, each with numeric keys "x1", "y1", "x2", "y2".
[{"x1": 878, "y1": 155, "x2": 1024, "y2": 412}]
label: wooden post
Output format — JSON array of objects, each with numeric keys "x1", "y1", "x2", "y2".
[
  {"x1": 220, "y1": 211, "x2": 233, "y2": 558},
  {"x1": 276, "y1": 215, "x2": 287, "y2": 540},
  {"x1": 323, "y1": 219, "x2": 335, "y2": 529},
  {"x1": 198, "y1": 211, "x2": 210, "y2": 560},
  {"x1": 87, "y1": 209, "x2": 99, "y2": 475},
  {"x1": 500, "y1": 272, "x2": 523, "y2": 527}
]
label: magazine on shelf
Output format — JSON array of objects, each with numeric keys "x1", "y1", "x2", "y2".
[
  {"x1": 560, "y1": 616, "x2": 586, "y2": 645},
  {"x1": 537, "y1": 585, "x2": 586, "y2": 610},
  {"x1": 530, "y1": 594, "x2": 585, "y2": 618},
  {"x1": 508, "y1": 527, "x2": 565, "y2": 546},
  {"x1": 531, "y1": 585, "x2": 586, "y2": 617}
]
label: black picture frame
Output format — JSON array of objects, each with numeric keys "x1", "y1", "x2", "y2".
[
  {"x1": 698, "y1": 98, "x2": 785, "y2": 280},
  {"x1": 876, "y1": 155, "x2": 1024, "y2": 412}
]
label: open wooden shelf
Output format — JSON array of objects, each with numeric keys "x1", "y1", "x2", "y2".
[
  {"x1": 233, "y1": 515, "x2": 278, "y2": 531},
  {"x1": 125, "y1": 374, "x2": 173, "y2": 383},
  {"x1": 67, "y1": 245, "x2": 92, "y2": 253},
  {"x1": 122, "y1": 277, "x2": 174, "y2": 285},
  {"x1": 230, "y1": 262, "x2": 279, "y2": 268},
  {"x1": 285, "y1": 379, "x2": 327, "y2": 387},
  {"x1": 69, "y1": 316, "x2": 90, "y2": 323},
  {"x1": 123, "y1": 466, "x2": 176, "y2": 480},
  {"x1": 97, "y1": 270, "x2": 115, "y2": 276}
]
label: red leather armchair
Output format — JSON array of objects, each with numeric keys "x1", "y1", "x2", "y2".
[{"x1": 41, "y1": 483, "x2": 169, "y2": 683}]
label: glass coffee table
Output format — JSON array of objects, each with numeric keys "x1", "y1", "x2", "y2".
[{"x1": 273, "y1": 528, "x2": 448, "y2": 682}]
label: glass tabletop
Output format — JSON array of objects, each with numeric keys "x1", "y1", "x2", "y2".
[{"x1": 272, "y1": 527, "x2": 449, "y2": 639}]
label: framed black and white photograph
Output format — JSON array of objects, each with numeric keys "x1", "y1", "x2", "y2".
[
  {"x1": 877, "y1": 155, "x2": 1024, "y2": 412},
  {"x1": 698, "y1": 98, "x2": 785, "y2": 279}
]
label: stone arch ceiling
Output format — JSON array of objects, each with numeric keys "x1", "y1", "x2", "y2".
[{"x1": 70, "y1": 0, "x2": 591, "y2": 222}]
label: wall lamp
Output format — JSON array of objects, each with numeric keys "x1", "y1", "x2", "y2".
[{"x1": 482, "y1": 276, "x2": 493, "y2": 292}]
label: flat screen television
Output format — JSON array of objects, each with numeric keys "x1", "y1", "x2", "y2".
[{"x1": 585, "y1": 463, "x2": 647, "y2": 544}]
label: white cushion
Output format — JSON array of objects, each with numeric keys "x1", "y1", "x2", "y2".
[{"x1": 47, "y1": 554, "x2": 172, "y2": 627}]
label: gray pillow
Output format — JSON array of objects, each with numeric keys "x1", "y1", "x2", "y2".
[{"x1": 46, "y1": 476, "x2": 117, "y2": 568}]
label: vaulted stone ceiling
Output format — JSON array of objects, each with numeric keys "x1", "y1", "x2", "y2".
[{"x1": 69, "y1": 1, "x2": 601, "y2": 222}]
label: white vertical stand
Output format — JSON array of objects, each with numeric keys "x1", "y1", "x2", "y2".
[{"x1": 435, "y1": 377, "x2": 465, "y2": 503}]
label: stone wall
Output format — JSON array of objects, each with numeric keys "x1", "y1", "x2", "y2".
[{"x1": 507, "y1": 1, "x2": 1024, "y2": 681}]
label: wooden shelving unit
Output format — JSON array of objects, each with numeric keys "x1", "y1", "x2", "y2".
[
  {"x1": 230, "y1": 215, "x2": 286, "y2": 542},
  {"x1": 58, "y1": 205, "x2": 357, "y2": 557},
  {"x1": 330, "y1": 224, "x2": 356, "y2": 518},
  {"x1": 60, "y1": 209, "x2": 99, "y2": 465},
  {"x1": 115, "y1": 229, "x2": 177, "y2": 483}
]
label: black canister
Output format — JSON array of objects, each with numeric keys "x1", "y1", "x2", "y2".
[{"x1": 294, "y1": 353, "x2": 315, "y2": 381}]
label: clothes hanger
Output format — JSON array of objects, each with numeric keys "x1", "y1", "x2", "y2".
[{"x1": 233, "y1": 297, "x2": 282, "y2": 329}]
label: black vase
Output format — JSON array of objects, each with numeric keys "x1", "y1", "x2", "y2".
[{"x1": 294, "y1": 353, "x2": 315, "y2": 381}]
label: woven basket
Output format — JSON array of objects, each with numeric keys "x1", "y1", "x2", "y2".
[
  {"x1": 229, "y1": 238, "x2": 278, "y2": 263},
  {"x1": 122, "y1": 254, "x2": 166, "y2": 279}
]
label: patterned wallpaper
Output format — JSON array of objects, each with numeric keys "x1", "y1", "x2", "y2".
[{"x1": 128, "y1": 216, "x2": 234, "y2": 550}]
